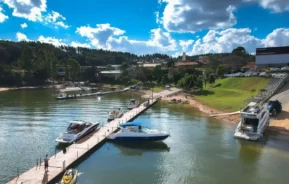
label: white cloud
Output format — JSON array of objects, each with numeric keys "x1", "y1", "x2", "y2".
[
  {"x1": 245, "y1": 0, "x2": 289, "y2": 12},
  {"x1": 179, "y1": 40, "x2": 194, "y2": 52},
  {"x1": 38, "y1": 35, "x2": 66, "y2": 47},
  {"x1": 188, "y1": 28, "x2": 263, "y2": 55},
  {"x1": 161, "y1": 0, "x2": 240, "y2": 33},
  {"x1": 155, "y1": 11, "x2": 162, "y2": 24},
  {"x1": 76, "y1": 24, "x2": 125, "y2": 48},
  {"x1": 76, "y1": 24, "x2": 177, "y2": 55},
  {"x1": 0, "y1": 7, "x2": 9, "y2": 23},
  {"x1": 16, "y1": 32, "x2": 29, "y2": 41},
  {"x1": 20, "y1": 23, "x2": 28, "y2": 28},
  {"x1": 45, "y1": 11, "x2": 69, "y2": 28},
  {"x1": 263, "y1": 28, "x2": 289, "y2": 47},
  {"x1": 71, "y1": 41, "x2": 91, "y2": 48},
  {"x1": 2, "y1": 0, "x2": 47, "y2": 21}
]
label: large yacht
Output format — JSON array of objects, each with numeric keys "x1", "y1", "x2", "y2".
[
  {"x1": 108, "y1": 122, "x2": 170, "y2": 142},
  {"x1": 56, "y1": 120, "x2": 99, "y2": 144},
  {"x1": 234, "y1": 104, "x2": 270, "y2": 141}
]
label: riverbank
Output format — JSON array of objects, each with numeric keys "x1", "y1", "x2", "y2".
[
  {"x1": 0, "y1": 85, "x2": 63, "y2": 92},
  {"x1": 161, "y1": 92, "x2": 240, "y2": 124}
]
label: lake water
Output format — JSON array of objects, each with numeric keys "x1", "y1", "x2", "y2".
[{"x1": 0, "y1": 89, "x2": 289, "y2": 184}]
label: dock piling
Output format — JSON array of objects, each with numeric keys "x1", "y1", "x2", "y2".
[
  {"x1": 40, "y1": 158, "x2": 41, "y2": 166},
  {"x1": 36, "y1": 159, "x2": 38, "y2": 167},
  {"x1": 17, "y1": 168, "x2": 19, "y2": 178},
  {"x1": 63, "y1": 160, "x2": 66, "y2": 170},
  {"x1": 77, "y1": 151, "x2": 78, "y2": 158}
]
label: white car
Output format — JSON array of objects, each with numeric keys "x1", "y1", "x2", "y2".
[
  {"x1": 270, "y1": 68, "x2": 280, "y2": 71},
  {"x1": 281, "y1": 66, "x2": 289, "y2": 71},
  {"x1": 259, "y1": 72, "x2": 270, "y2": 77}
]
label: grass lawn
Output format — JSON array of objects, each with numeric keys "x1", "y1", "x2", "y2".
[
  {"x1": 152, "y1": 86, "x2": 164, "y2": 93},
  {"x1": 194, "y1": 77, "x2": 271, "y2": 112}
]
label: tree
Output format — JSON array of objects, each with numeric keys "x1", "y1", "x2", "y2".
[
  {"x1": 68, "y1": 58, "x2": 80, "y2": 81},
  {"x1": 216, "y1": 64, "x2": 227, "y2": 77},
  {"x1": 208, "y1": 74, "x2": 215, "y2": 86},
  {"x1": 177, "y1": 73, "x2": 195, "y2": 91},
  {"x1": 232, "y1": 46, "x2": 247, "y2": 56}
]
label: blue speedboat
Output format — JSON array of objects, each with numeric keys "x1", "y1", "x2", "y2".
[{"x1": 107, "y1": 122, "x2": 170, "y2": 142}]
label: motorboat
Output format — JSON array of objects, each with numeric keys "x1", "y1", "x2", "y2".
[
  {"x1": 234, "y1": 104, "x2": 270, "y2": 141},
  {"x1": 128, "y1": 99, "x2": 140, "y2": 109},
  {"x1": 108, "y1": 122, "x2": 170, "y2": 142},
  {"x1": 108, "y1": 108, "x2": 123, "y2": 121},
  {"x1": 61, "y1": 169, "x2": 78, "y2": 184},
  {"x1": 56, "y1": 120, "x2": 99, "y2": 144}
]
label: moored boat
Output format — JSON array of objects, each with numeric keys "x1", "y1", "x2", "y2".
[
  {"x1": 61, "y1": 169, "x2": 78, "y2": 184},
  {"x1": 234, "y1": 104, "x2": 270, "y2": 141},
  {"x1": 108, "y1": 122, "x2": 170, "y2": 142},
  {"x1": 108, "y1": 108, "x2": 123, "y2": 121},
  {"x1": 128, "y1": 99, "x2": 140, "y2": 109},
  {"x1": 56, "y1": 120, "x2": 99, "y2": 144}
]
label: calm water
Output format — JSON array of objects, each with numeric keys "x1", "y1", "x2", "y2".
[{"x1": 1, "y1": 89, "x2": 289, "y2": 184}]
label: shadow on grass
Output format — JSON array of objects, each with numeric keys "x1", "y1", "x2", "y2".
[
  {"x1": 213, "y1": 83, "x2": 222, "y2": 88},
  {"x1": 194, "y1": 90, "x2": 215, "y2": 96}
]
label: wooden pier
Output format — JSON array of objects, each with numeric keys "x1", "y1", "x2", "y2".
[{"x1": 8, "y1": 98, "x2": 158, "y2": 184}]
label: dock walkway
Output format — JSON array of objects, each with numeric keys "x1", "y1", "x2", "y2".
[{"x1": 8, "y1": 98, "x2": 157, "y2": 184}]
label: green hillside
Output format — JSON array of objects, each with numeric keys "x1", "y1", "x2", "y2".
[{"x1": 195, "y1": 77, "x2": 271, "y2": 112}]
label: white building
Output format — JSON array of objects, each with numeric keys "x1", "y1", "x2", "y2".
[{"x1": 256, "y1": 46, "x2": 289, "y2": 67}]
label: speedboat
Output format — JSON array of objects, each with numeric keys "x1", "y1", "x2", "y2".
[
  {"x1": 56, "y1": 120, "x2": 99, "y2": 144},
  {"x1": 107, "y1": 122, "x2": 170, "y2": 142},
  {"x1": 128, "y1": 99, "x2": 140, "y2": 109},
  {"x1": 234, "y1": 104, "x2": 270, "y2": 141},
  {"x1": 61, "y1": 169, "x2": 78, "y2": 184},
  {"x1": 108, "y1": 108, "x2": 123, "y2": 121}
]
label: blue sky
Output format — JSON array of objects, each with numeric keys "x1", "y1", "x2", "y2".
[{"x1": 0, "y1": 0, "x2": 289, "y2": 56}]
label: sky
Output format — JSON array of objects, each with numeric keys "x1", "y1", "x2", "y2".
[{"x1": 0, "y1": 0, "x2": 289, "y2": 56}]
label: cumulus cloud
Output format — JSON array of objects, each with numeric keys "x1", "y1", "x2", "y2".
[
  {"x1": 16, "y1": 32, "x2": 29, "y2": 41},
  {"x1": 76, "y1": 24, "x2": 125, "y2": 48},
  {"x1": 161, "y1": 0, "x2": 240, "y2": 33},
  {"x1": 20, "y1": 23, "x2": 28, "y2": 28},
  {"x1": 264, "y1": 28, "x2": 289, "y2": 46},
  {"x1": 71, "y1": 41, "x2": 91, "y2": 48},
  {"x1": 45, "y1": 11, "x2": 69, "y2": 28},
  {"x1": 245, "y1": 0, "x2": 289, "y2": 12},
  {"x1": 76, "y1": 24, "x2": 177, "y2": 55},
  {"x1": 179, "y1": 40, "x2": 194, "y2": 52},
  {"x1": 187, "y1": 28, "x2": 263, "y2": 55},
  {"x1": 2, "y1": 0, "x2": 47, "y2": 21},
  {"x1": 0, "y1": 7, "x2": 9, "y2": 23},
  {"x1": 38, "y1": 35, "x2": 66, "y2": 47},
  {"x1": 155, "y1": 11, "x2": 162, "y2": 24}
]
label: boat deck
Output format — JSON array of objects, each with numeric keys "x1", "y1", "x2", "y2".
[{"x1": 7, "y1": 98, "x2": 158, "y2": 184}]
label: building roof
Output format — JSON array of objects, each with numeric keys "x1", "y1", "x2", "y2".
[
  {"x1": 142, "y1": 63, "x2": 161, "y2": 67},
  {"x1": 176, "y1": 62, "x2": 198, "y2": 66},
  {"x1": 241, "y1": 62, "x2": 256, "y2": 69},
  {"x1": 100, "y1": 70, "x2": 122, "y2": 74}
]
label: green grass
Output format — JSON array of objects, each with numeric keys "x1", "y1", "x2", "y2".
[
  {"x1": 194, "y1": 77, "x2": 271, "y2": 112},
  {"x1": 152, "y1": 86, "x2": 164, "y2": 93}
]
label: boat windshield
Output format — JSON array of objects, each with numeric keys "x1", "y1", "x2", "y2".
[{"x1": 67, "y1": 123, "x2": 84, "y2": 134}]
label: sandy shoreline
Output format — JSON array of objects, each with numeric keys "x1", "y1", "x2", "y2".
[
  {"x1": 161, "y1": 92, "x2": 240, "y2": 124},
  {"x1": 0, "y1": 85, "x2": 62, "y2": 92}
]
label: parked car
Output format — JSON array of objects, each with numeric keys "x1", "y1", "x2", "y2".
[
  {"x1": 267, "y1": 100, "x2": 282, "y2": 116},
  {"x1": 270, "y1": 68, "x2": 281, "y2": 72},
  {"x1": 259, "y1": 72, "x2": 271, "y2": 77},
  {"x1": 281, "y1": 66, "x2": 289, "y2": 71},
  {"x1": 165, "y1": 84, "x2": 171, "y2": 89}
]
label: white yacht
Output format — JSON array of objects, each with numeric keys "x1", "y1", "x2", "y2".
[
  {"x1": 128, "y1": 99, "x2": 140, "y2": 109},
  {"x1": 108, "y1": 122, "x2": 170, "y2": 142},
  {"x1": 56, "y1": 120, "x2": 99, "y2": 144},
  {"x1": 234, "y1": 104, "x2": 270, "y2": 141},
  {"x1": 108, "y1": 108, "x2": 123, "y2": 121}
]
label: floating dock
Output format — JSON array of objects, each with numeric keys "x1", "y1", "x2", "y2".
[{"x1": 8, "y1": 98, "x2": 158, "y2": 184}]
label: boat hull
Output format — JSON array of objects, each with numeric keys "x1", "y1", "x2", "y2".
[
  {"x1": 109, "y1": 135, "x2": 169, "y2": 142},
  {"x1": 56, "y1": 123, "x2": 99, "y2": 144}
]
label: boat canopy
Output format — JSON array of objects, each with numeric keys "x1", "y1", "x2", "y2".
[
  {"x1": 120, "y1": 122, "x2": 142, "y2": 127},
  {"x1": 60, "y1": 87, "x2": 83, "y2": 93}
]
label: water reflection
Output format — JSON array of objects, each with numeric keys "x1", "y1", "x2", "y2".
[{"x1": 111, "y1": 141, "x2": 170, "y2": 156}]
